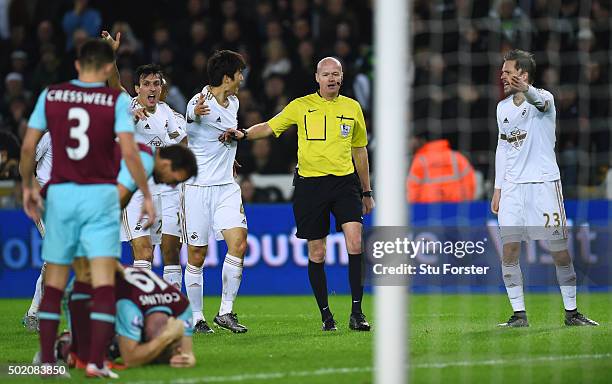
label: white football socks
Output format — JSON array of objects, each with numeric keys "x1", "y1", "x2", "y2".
[
  {"x1": 163, "y1": 265, "x2": 183, "y2": 291},
  {"x1": 133, "y1": 260, "x2": 152, "y2": 269},
  {"x1": 28, "y1": 268, "x2": 45, "y2": 316},
  {"x1": 502, "y1": 263, "x2": 525, "y2": 312},
  {"x1": 556, "y1": 264, "x2": 577, "y2": 310},
  {"x1": 185, "y1": 263, "x2": 204, "y2": 322},
  {"x1": 219, "y1": 254, "x2": 244, "y2": 315}
]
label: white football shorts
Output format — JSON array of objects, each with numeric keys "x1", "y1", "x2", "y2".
[
  {"x1": 181, "y1": 182, "x2": 248, "y2": 246},
  {"x1": 120, "y1": 191, "x2": 162, "y2": 244},
  {"x1": 498, "y1": 179, "x2": 568, "y2": 243},
  {"x1": 160, "y1": 189, "x2": 182, "y2": 238}
]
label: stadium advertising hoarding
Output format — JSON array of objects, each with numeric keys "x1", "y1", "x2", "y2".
[{"x1": 0, "y1": 201, "x2": 610, "y2": 297}]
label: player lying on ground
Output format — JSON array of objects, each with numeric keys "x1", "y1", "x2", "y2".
[
  {"x1": 45, "y1": 262, "x2": 196, "y2": 368},
  {"x1": 23, "y1": 143, "x2": 197, "y2": 332}
]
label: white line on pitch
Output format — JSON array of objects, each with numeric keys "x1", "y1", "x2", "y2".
[{"x1": 124, "y1": 353, "x2": 612, "y2": 383}]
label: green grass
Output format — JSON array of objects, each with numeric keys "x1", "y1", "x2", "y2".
[{"x1": 0, "y1": 292, "x2": 611, "y2": 383}]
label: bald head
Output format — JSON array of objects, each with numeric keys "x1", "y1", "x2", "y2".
[
  {"x1": 316, "y1": 57, "x2": 342, "y2": 73},
  {"x1": 315, "y1": 57, "x2": 343, "y2": 100}
]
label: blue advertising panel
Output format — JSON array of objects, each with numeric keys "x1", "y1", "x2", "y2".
[{"x1": 0, "y1": 201, "x2": 610, "y2": 297}]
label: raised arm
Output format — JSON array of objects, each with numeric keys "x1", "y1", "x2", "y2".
[
  {"x1": 101, "y1": 31, "x2": 128, "y2": 94},
  {"x1": 510, "y1": 72, "x2": 550, "y2": 112}
]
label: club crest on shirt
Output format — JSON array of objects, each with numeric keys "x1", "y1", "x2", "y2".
[
  {"x1": 148, "y1": 136, "x2": 164, "y2": 147},
  {"x1": 340, "y1": 123, "x2": 351, "y2": 138},
  {"x1": 507, "y1": 128, "x2": 527, "y2": 150},
  {"x1": 131, "y1": 315, "x2": 144, "y2": 328}
]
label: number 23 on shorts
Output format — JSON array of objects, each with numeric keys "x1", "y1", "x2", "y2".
[{"x1": 543, "y1": 212, "x2": 561, "y2": 228}]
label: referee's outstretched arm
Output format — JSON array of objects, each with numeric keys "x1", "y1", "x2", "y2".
[{"x1": 219, "y1": 123, "x2": 272, "y2": 142}]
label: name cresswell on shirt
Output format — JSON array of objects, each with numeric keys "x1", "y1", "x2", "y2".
[{"x1": 46, "y1": 89, "x2": 115, "y2": 106}]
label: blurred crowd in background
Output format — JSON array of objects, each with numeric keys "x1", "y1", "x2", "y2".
[{"x1": 0, "y1": 0, "x2": 610, "y2": 207}]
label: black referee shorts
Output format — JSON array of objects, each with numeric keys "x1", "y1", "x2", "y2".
[{"x1": 292, "y1": 173, "x2": 363, "y2": 240}]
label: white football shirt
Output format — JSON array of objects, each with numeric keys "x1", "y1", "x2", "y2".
[
  {"x1": 35, "y1": 131, "x2": 52, "y2": 187},
  {"x1": 130, "y1": 98, "x2": 183, "y2": 148},
  {"x1": 130, "y1": 99, "x2": 186, "y2": 194},
  {"x1": 185, "y1": 86, "x2": 239, "y2": 186},
  {"x1": 157, "y1": 108, "x2": 188, "y2": 194},
  {"x1": 496, "y1": 87, "x2": 560, "y2": 183}
]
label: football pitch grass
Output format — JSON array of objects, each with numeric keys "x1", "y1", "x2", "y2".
[{"x1": 0, "y1": 292, "x2": 611, "y2": 383}]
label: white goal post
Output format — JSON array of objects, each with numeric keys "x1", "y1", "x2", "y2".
[{"x1": 374, "y1": 0, "x2": 410, "y2": 383}]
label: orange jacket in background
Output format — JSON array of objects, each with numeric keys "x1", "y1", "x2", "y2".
[{"x1": 407, "y1": 139, "x2": 476, "y2": 203}]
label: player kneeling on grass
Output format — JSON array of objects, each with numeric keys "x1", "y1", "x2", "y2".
[
  {"x1": 63, "y1": 262, "x2": 196, "y2": 369},
  {"x1": 23, "y1": 143, "x2": 197, "y2": 334}
]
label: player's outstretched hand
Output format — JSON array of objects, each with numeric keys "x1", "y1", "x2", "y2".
[
  {"x1": 169, "y1": 351, "x2": 196, "y2": 368},
  {"x1": 194, "y1": 93, "x2": 210, "y2": 116},
  {"x1": 22, "y1": 182, "x2": 43, "y2": 222},
  {"x1": 101, "y1": 30, "x2": 121, "y2": 52},
  {"x1": 139, "y1": 194, "x2": 156, "y2": 229},
  {"x1": 491, "y1": 188, "x2": 501, "y2": 214},
  {"x1": 132, "y1": 107, "x2": 148, "y2": 122}
]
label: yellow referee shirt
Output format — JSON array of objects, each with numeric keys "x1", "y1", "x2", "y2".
[{"x1": 267, "y1": 92, "x2": 368, "y2": 177}]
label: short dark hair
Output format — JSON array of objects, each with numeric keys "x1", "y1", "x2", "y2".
[
  {"x1": 77, "y1": 39, "x2": 115, "y2": 70},
  {"x1": 135, "y1": 64, "x2": 164, "y2": 86},
  {"x1": 503, "y1": 49, "x2": 536, "y2": 83},
  {"x1": 158, "y1": 145, "x2": 198, "y2": 178},
  {"x1": 207, "y1": 50, "x2": 246, "y2": 86}
]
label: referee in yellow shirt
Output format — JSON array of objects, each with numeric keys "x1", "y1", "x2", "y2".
[{"x1": 222, "y1": 57, "x2": 374, "y2": 331}]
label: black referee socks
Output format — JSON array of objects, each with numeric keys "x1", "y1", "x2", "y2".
[
  {"x1": 348, "y1": 253, "x2": 364, "y2": 314},
  {"x1": 308, "y1": 260, "x2": 331, "y2": 321}
]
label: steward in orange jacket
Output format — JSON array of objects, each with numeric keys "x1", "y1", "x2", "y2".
[{"x1": 407, "y1": 139, "x2": 476, "y2": 202}]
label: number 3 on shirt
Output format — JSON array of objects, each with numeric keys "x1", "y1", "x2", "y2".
[{"x1": 66, "y1": 107, "x2": 90, "y2": 160}]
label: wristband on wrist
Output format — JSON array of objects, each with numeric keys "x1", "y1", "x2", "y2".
[
  {"x1": 362, "y1": 190, "x2": 372, "y2": 198},
  {"x1": 238, "y1": 128, "x2": 248, "y2": 140}
]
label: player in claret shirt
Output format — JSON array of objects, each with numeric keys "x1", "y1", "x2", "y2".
[
  {"x1": 61, "y1": 263, "x2": 195, "y2": 369},
  {"x1": 20, "y1": 38, "x2": 154, "y2": 378}
]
